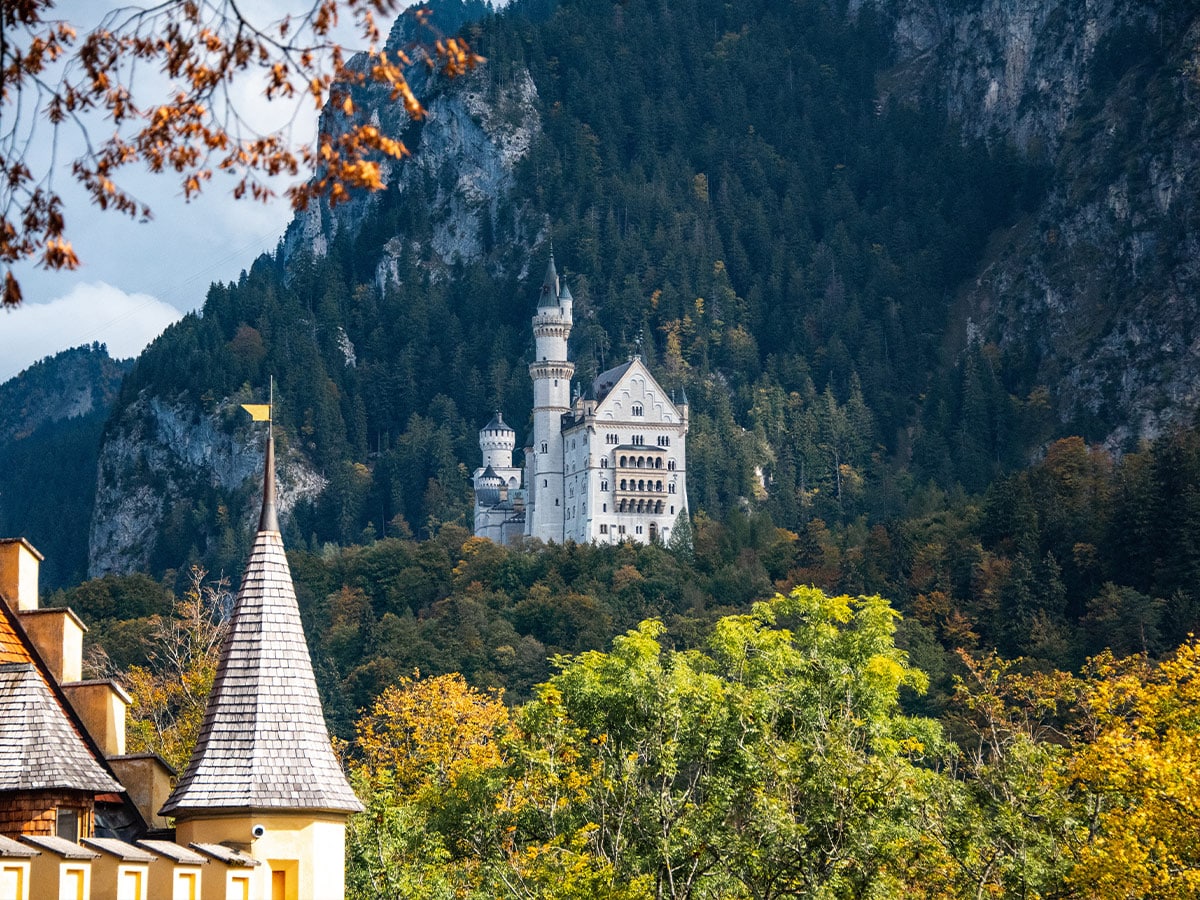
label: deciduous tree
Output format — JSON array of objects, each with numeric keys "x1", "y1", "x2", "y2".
[{"x1": 0, "y1": 0, "x2": 481, "y2": 305}]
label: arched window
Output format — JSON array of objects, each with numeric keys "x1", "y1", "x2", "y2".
[
  {"x1": 632, "y1": 404, "x2": 643, "y2": 416},
  {"x1": 541, "y1": 442, "x2": 548, "y2": 454},
  {"x1": 620, "y1": 479, "x2": 627, "y2": 490},
  {"x1": 601, "y1": 481, "x2": 609, "y2": 492},
  {"x1": 601, "y1": 458, "x2": 607, "y2": 468},
  {"x1": 669, "y1": 483, "x2": 676, "y2": 494},
  {"x1": 637, "y1": 456, "x2": 645, "y2": 468},
  {"x1": 638, "y1": 480, "x2": 645, "y2": 491},
  {"x1": 655, "y1": 458, "x2": 663, "y2": 469},
  {"x1": 667, "y1": 460, "x2": 676, "y2": 471},
  {"x1": 620, "y1": 455, "x2": 627, "y2": 467},
  {"x1": 656, "y1": 501, "x2": 663, "y2": 514},
  {"x1": 655, "y1": 480, "x2": 662, "y2": 492}
]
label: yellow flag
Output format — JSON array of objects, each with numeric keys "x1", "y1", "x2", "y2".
[{"x1": 241, "y1": 404, "x2": 271, "y2": 421}]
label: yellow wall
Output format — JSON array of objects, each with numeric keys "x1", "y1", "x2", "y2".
[
  {"x1": 27, "y1": 855, "x2": 91, "y2": 900},
  {"x1": 146, "y1": 858, "x2": 203, "y2": 900},
  {"x1": 176, "y1": 813, "x2": 347, "y2": 900},
  {"x1": 108, "y1": 757, "x2": 174, "y2": 830}
]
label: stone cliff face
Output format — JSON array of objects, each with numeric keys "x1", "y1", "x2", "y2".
[
  {"x1": 879, "y1": 0, "x2": 1200, "y2": 444},
  {"x1": 89, "y1": 394, "x2": 326, "y2": 576},
  {"x1": 281, "y1": 21, "x2": 542, "y2": 287}
]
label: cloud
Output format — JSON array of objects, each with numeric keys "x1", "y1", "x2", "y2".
[{"x1": 0, "y1": 282, "x2": 184, "y2": 381}]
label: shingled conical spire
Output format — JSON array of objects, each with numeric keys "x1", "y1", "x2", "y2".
[{"x1": 160, "y1": 427, "x2": 361, "y2": 818}]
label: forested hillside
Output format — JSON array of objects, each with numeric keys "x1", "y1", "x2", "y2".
[{"x1": 90, "y1": 0, "x2": 1062, "y2": 581}]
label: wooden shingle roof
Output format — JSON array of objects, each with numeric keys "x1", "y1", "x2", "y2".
[
  {"x1": 0, "y1": 661, "x2": 123, "y2": 794},
  {"x1": 160, "y1": 432, "x2": 362, "y2": 817}
]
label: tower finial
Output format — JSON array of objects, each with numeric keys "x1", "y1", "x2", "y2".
[{"x1": 242, "y1": 378, "x2": 278, "y2": 532}]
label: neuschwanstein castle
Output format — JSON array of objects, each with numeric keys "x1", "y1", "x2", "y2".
[{"x1": 473, "y1": 255, "x2": 689, "y2": 546}]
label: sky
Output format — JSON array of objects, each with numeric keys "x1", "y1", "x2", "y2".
[{"x1": 0, "y1": 0, "x2": 408, "y2": 382}]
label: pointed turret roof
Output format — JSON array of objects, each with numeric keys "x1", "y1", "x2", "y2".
[
  {"x1": 537, "y1": 252, "x2": 559, "y2": 307},
  {"x1": 483, "y1": 411, "x2": 513, "y2": 433},
  {"x1": 160, "y1": 430, "x2": 362, "y2": 818}
]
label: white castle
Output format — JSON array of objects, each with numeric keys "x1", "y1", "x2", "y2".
[{"x1": 473, "y1": 254, "x2": 689, "y2": 546}]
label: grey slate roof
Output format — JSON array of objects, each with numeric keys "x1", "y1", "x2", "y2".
[
  {"x1": 483, "y1": 412, "x2": 513, "y2": 433},
  {"x1": 593, "y1": 360, "x2": 634, "y2": 402},
  {"x1": 137, "y1": 840, "x2": 207, "y2": 865},
  {"x1": 82, "y1": 837, "x2": 156, "y2": 862},
  {"x1": 0, "y1": 835, "x2": 38, "y2": 858},
  {"x1": 0, "y1": 662, "x2": 124, "y2": 794},
  {"x1": 189, "y1": 842, "x2": 259, "y2": 867},
  {"x1": 20, "y1": 835, "x2": 99, "y2": 859},
  {"x1": 160, "y1": 432, "x2": 362, "y2": 818}
]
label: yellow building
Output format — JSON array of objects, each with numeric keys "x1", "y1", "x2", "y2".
[{"x1": 1, "y1": 426, "x2": 361, "y2": 899}]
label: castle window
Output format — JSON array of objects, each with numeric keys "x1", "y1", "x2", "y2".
[
  {"x1": 655, "y1": 458, "x2": 663, "y2": 469},
  {"x1": 618, "y1": 525, "x2": 626, "y2": 534},
  {"x1": 670, "y1": 505, "x2": 675, "y2": 514},
  {"x1": 632, "y1": 404, "x2": 643, "y2": 416},
  {"x1": 620, "y1": 455, "x2": 627, "y2": 467},
  {"x1": 607, "y1": 433, "x2": 618, "y2": 444},
  {"x1": 600, "y1": 524, "x2": 609, "y2": 534},
  {"x1": 667, "y1": 460, "x2": 676, "y2": 471},
  {"x1": 656, "y1": 480, "x2": 662, "y2": 491},
  {"x1": 620, "y1": 479, "x2": 627, "y2": 490},
  {"x1": 556, "y1": 499, "x2": 560, "y2": 506},
  {"x1": 636, "y1": 525, "x2": 643, "y2": 534},
  {"x1": 658, "y1": 435, "x2": 670, "y2": 447},
  {"x1": 601, "y1": 481, "x2": 608, "y2": 491},
  {"x1": 603, "y1": 503, "x2": 608, "y2": 512},
  {"x1": 669, "y1": 483, "x2": 676, "y2": 493},
  {"x1": 656, "y1": 501, "x2": 663, "y2": 513},
  {"x1": 632, "y1": 435, "x2": 644, "y2": 446},
  {"x1": 601, "y1": 458, "x2": 607, "y2": 468},
  {"x1": 541, "y1": 442, "x2": 548, "y2": 454}
]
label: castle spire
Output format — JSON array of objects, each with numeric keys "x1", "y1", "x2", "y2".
[{"x1": 538, "y1": 248, "x2": 559, "y2": 307}]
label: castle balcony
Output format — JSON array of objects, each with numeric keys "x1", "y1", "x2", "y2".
[{"x1": 613, "y1": 445, "x2": 667, "y2": 472}]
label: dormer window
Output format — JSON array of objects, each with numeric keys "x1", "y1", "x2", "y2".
[{"x1": 56, "y1": 807, "x2": 80, "y2": 841}]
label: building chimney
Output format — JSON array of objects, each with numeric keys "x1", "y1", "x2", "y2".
[{"x1": 0, "y1": 538, "x2": 42, "y2": 612}]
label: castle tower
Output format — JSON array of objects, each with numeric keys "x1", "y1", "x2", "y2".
[
  {"x1": 479, "y1": 413, "x2": 516, "y2": 469},
  {"x1": 160, "y1": 426, "x2": 362, "y2": 900},
  {"x1": 526, "y1": 253, "x2": 574, "y2": 541}
]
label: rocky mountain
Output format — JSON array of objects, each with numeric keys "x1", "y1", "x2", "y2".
[
  {"x1": 882, "y1": 0, "x2": 1200, "y2": 443},
  {"x1": 0, "y1": 345, "x2": 131, "y2": 587},
  {"x1": 74, "y1": 0, "x2": 1200, "y2": 579}
]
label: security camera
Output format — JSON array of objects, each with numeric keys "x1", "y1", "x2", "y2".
[{"x1": 252, "y1": 824, "x2": 266, "y2": 839}]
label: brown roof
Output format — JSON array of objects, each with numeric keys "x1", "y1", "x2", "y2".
[
  {"x1": 160, "y1": 432, "x2": 362, "y2": 817},
  {"x1": 0, "y1": 661, "x2": 123, "y2": 794}
]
